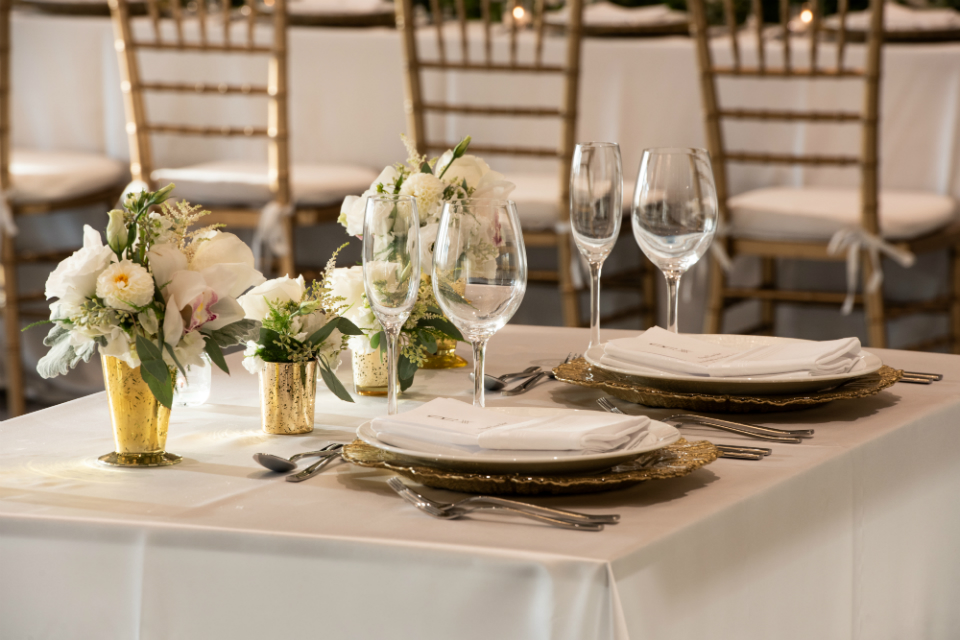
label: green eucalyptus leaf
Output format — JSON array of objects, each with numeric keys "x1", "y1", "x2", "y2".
[
  {"x1": 204, "y1": 338, "x2": 230, "y2": 374},
  {"x1": 307, "y1": 318, "x2": 339, "y2": 346},
  {"x1": 163, "y1": 343, "x2": 187, "y2": 377},
  {"x1": 418, "y1": 329, "x2": 437, "y2": 355},
  {"x1": 204, "y1": 319, "x2": 260, "y2": 348},
  {"x1": 370, "y1": 331, "x2": 382, "y2": 350},
  {"x1": 419, "y1": 317, "x2": 464, "y2": 341},
  {"x1": 336, "y1": 317, "x2": 364, "y2": 336},
  {"x1": 398, "y1": 354, "x2": 418, "y2": 382},
  {"x1": 319, "y1": 360, "x2": 355, "y2": 403}
]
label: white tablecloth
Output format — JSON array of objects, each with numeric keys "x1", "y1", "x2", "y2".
[{"x1": 3, "y1": 325, "x2": 960, "y2": 639}]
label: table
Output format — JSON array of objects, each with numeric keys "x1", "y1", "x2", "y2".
[{"x1": 3, "y1": 325, "x2": 960, "y2": 639}]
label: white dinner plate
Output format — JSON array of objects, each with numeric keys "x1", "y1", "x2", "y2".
[
  {"x1": 357, "y1": 407, "x2": 680, "y2": 475},
  {"x1": 585, "y1": 334, "x2": 883, "y2": 396}
]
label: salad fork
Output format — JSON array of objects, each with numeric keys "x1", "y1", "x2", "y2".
[
  {"x1": 387, "y1": 478, "x2": 605, "y2": 531},
  {"x1": 502, "y1": 353, "x2": 579, "y2": 396},
  {"x1": 386, "y1": 477, "x2": 617, "y2": 526}
]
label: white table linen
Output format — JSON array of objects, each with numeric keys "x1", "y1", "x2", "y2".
[{"x1": 2, "y1": 325, "x2": 960, "y2": 639}]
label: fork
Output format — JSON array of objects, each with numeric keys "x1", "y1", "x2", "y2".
[
  {"x1": 386, "y1": 477, "x2": 618, "y2": 524},
  {"x1": 502, "y1": 352, "x2": 579, "y2": 396},
  {"x1": 596, "y1": 398, "x2": 772, "y2": 459},
  {"x1": 387, "y1": 478, "x2": 605, "y2": 531}
]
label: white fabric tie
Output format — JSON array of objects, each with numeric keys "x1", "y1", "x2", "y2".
[
  {"x1": 253, "y1": 200, "x2": 295, "y2": 269},
  {"x1": 827, "y1": 227, "x2": 915, "y2": 315},
  {"x1": 0, "y1": 190, "x2": 17, "y2": 236}
]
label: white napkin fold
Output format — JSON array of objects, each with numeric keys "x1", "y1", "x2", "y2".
[
  {"x1": 371, "y1": 398, "x2": 650, "y2": 452},
  {"x1": 601, "y1": 326, "x2": 862, "y2": 378}
]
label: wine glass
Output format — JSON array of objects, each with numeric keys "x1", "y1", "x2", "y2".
[
  {"x1": 362, "y1": 194, "x2": 421, "y2": 415},
  {"x1": 570, "y1": 142, "x2": 622, "y2": 351},
  {"x1": 632, "y1": 148, "x2": 718, "y2": 333},
  {"x1": 432, "y1": 199, "x2": 527, "y2": 407}
]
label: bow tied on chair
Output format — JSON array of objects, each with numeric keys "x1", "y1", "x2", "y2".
[{"x1": 827, "y1": 227, "x2": 916, "y2": 316}]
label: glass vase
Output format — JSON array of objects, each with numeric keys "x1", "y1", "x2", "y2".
[
  {"x1": 99, "y1": 355, "x2": 181, "y2": 467},
  {"x1": 259, "y1": 361, "x2": 317, "y2": 435},
  {"x1": 173, "y1": 353, "x2": 212, "y2": 407}
]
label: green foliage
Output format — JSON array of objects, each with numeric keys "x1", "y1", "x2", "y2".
[{"x1": 135, "y1": 334, "x2": 173, "y2": 410}]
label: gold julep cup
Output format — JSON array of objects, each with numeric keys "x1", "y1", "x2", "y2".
[
  {"x1": 259, "y1": 361, "x2": 317, "y2": 435},
  {"x1": 419, "y1": 275, "x2": 466, "y2": 370},
  {"x1": 99, "y1": 355, "x2": 181, "y2": 467}
]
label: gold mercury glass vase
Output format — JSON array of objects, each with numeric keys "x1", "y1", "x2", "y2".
[
  {"x1": 99, "y1": 355, "x2": 181, "y2": 467},
  {"x1": 352, "y1": 350, "x2": 390, "y2": 397},
  {"x1": 419, "y1": 275, "x2": 467, "y2": 370},
  {"x1": 259, "y1": 361, "x2": 317, "y2": 434}
]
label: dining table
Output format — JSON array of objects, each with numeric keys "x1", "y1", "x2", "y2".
[{"x1": 2, "y1": 324, "x2": 960, "y2": 639}]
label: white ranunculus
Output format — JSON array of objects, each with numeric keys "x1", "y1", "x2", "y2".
[
  {"x1": 96, "y1": 260, "x2": 156, "y2": 311},
  {"x1": 45, "y1": 225, "x2": 115, "y2": 307},
  {"x1": 237, "y1": 275, "x2": 306, "y2": 323},
  {"x1": 400, "y1": 172, "x2": 445, "y2": 217},
  {"x1": 242, "y1": 340, "x2": 265, "y2": 374},
  {"x1": 147, "y1": 243, "x2": 188, "y2": 294},
  {"x1": 190, "y1": 232, "x2": 256, "y2": 272}
]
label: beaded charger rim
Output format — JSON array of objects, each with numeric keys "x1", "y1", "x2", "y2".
[
  {"x1": 553, "y1": 359, "x2": 902, "y2": 414},
  {"x1": 342, "y1": 438, "x2": 718, "y2": 496}
]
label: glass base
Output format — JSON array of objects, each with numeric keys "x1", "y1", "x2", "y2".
[{"x1": 98, "y1": 451, "x2": 183, "y2": 467}]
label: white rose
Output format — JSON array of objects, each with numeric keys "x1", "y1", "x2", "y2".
[
  {"x1": 242, "y1": 340, "x2": 265, "y2": 374},
  {"x1": 236, "y1": 274, "x2": 306, "y2": 322},
  {"x1": 436, "y1": 154, "x2": 489, "y2": 190},
  {"x1": 45, "y1": 225, "x2": 115, "y2": 303},
  {"x1": 339, "y1": 166, "x2": 400, "y2": 236},
  {"x1": 96, "y1": 260, "x2": 156, "y2": 311}
]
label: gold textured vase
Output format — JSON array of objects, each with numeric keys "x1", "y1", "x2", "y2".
[
  {"x1": 420, "y1": 335, "x2": 467, "y2": 369},
  {"x1": 259, "y1": 361, "x2": 317, "y2": 434},
  {"x1": 99, "y1": 355, "x2": 181, "y2": 467},
  {"x1": 352, "y1": 350, "x2": 390, "y2": 397}
]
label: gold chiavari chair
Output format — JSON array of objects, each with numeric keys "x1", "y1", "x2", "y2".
[
  {"x1": 108, "y1": 0, "x2": 378, "y2": 277},
  {"x1": 395, "y1": 0, "x2": 656, "y2": 328},
  {"x1": 1, "y1": 0, "x2": 129, "y2": 416},
  {"x1": 690, "y1": 0, "x2": 959, "y2": 350}
]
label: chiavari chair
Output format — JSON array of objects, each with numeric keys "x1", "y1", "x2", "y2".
[
  {"x1": 394, "y1": 0, "x2": 656, "y2": 328},
  {"x1": 1, "y1": 0, "x2": 128, "y2": 416},
  {"x1": 108, "y1": 0, "x2": 377, "y2": 277},
  {"x1": 690, "y1": 0, "x2": 959, "y2": 350}
]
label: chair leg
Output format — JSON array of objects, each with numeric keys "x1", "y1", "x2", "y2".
[
  {"x1": 558, "y1": 234, "x2": 579, "y2": 328},
  {"x1": 760, "y1": 257, "x2": 777, "y2": 336},
  {"x1": 704, "y1": 254, "x2": 725, "y2": 334},
  {"x1": 641, "y1": 256, "x2": 658, "y2": 330},
  {"x1": 861, "y1": 256, "x2": 887, "y2": 349},
  {"x1": 2, "y1": 231, "x2": 26, "y2": 417},
  {"x1": 278, "y1": 215, "x2": 295, "y2": 278},
  {"x1": 950, "y1": 246, "x2": 960, "y2": 354}
]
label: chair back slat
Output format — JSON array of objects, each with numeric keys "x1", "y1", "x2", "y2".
[
  {"x1": 145, "y1": 0, "x2": 161, "y2": 43},
  {"x1": 455, "y1": 0, "x2": 468, "y2": 62},
  {"x1": 508, "y1": 0, "x2": 518, "y2": 66},
  {"x1": 0, "y1": 0, "x2": 9, "y2": 191},
  {"x1": 688, "y1": 0, "x2": 885, "y2": 235},
  {"x1": 429, "y1": 0, "x2": 446, "y2": 65},
  {"x1": 722, "y1": 0, "x2": 740, "y2": 70},
  {"x1": 533, "y1": 0, "x2": 546, "y2": 67},
  {"x1": 751, "y1": 0, "x2": 764, "y2": 72},
  {"x1": 481, "y1": 0, "x2": 492, "y2": 64},
  {"x1": 109, "y1": 0, "x2": 290, "y2": 206}
]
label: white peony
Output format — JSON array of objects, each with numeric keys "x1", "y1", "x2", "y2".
[
  {"x1": 96, "y1": 260, "x2": 156, "y2": 311},
  {"x1": 45, "y1": 225, "x2": 115, "y2": 315},
  {"x1": 400, "y1": 172, "x2": 445, "y2": 217},
  {"x1": 237, "y1": 275, "x2": 306, "y2": 323}
]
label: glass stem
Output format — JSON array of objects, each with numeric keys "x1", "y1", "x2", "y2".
[
  {"x1": 472, "y1": 337, "x2": 489, "y2": 408},
  {"x1": 589, "y1": 261, "x2": 603, "y2": 350},
  {"x1": 386, "y1": 328, "x2": 400, "y2": 415},
  {"x1": 664, "y1": 273, "x2": 682, "y2": 333}
]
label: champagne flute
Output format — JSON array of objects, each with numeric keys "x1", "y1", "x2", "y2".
[
  {"x1": 632, "y1": 148, "x2": 718, "y2": 333},
  {"x1": 570, "y1": 142, "x2": 622, "y2": 351},
  {"x1": 362, "y1": 194, "x2": 421, "y2": 415},
  {"x1": 433, "y1": 199, "x2": 527, "y2": 407}
]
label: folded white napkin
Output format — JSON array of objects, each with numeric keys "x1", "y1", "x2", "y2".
[
  {"x1": 834, "y1": 2, "x2": 960, "y2": 31},
  {"x1": 601, "y1": 326, "x2": 862, "y2": 378},
  {"x1": 371, "y1": 398, "x2": 650, "y2": 452}
]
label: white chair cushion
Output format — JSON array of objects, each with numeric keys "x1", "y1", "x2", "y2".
[
  {"x1": 729, "y1": 186, "x2": 957, "y2": 241},
  {"x1": 152, "y1": 161, "x2": 380, "y2": 207},
  {"x1": 9, "y1": 149, "x2": 127, "y2": 205},
  {"x1": 509, "y1": 171, "x2": 562, "y2": 231}
]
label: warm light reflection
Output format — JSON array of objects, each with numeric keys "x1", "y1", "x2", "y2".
[
  {"x1": 800, "y1": 8, "x2": 813, "y2": 23},
  {"x1": 512, "y1": 5, "x2": 526, "y2": 20}
]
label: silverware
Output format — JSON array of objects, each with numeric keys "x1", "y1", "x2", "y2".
[
  {"x1": 285, "y1": 444, "x2": 345, "y2": 483},
  {"x1": 903, "y1": 371, "x2": 942, "y2": 381},
  {"x1": 669, "y1": 413, "x2": 814, "y2": 439},
  {"x1": 253, "y1": 442, "x2": 341, "y2": 473},
  {"x1": 502, "y1": 353, "x2": 579, "y2": 396},
  {"x1": 663, "y1": 415, "x2": 803, "y2": 444},
  {"x1": 386, "y1": 478, "x2": 604, "y2": 531},
  {"x1": 386, "y1": 477, "x2": 619, "y2": 525},
  {"x1": 898, "y1": 376, "x2": 934, "y2": 385},
  {"x1": 470, "y1": 366, "x2": 542, "y2": 391},
  {"x1": 595, "y1": 398, "x2": 773, "y2": 459}
]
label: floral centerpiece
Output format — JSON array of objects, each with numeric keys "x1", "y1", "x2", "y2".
[
  {"x1": 237, "y1": 248, "x2": 363, "y2": 433},
  {"x1": 33, "y1": 184, "x2": 265, "y2": 465},
  {"x1": 336, "y1": 136, "x2": 515, "y2": 389}
]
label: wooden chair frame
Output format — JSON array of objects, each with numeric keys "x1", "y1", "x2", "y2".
[
  {"x1": 1, "y1": 0, "x2": 127, "y2": 416},
  {"x1": 109, "y1": 0, "x2": 330, "y2": 278},
  {"x1": 690, "y1": 0, "x2": 960, "y2": 351},
  {"x1": 395, "y1": 0, "x2": 588, "y2": 327}
]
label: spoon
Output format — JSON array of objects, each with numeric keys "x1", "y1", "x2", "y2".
[
  {"x1": 253, "y1": 443, "x2": 342, "y2": 473},
  {"x1": 470, "y1": 366, "x2": 541, "y2": 391}
]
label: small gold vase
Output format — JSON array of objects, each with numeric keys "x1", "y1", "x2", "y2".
[
  {"x1": 259, "y1": 361, "x2": 317, "y2": 435},
  {"x1": 420, "y1": 335, "x2": 467, "y2": 369},
  {"x1": 99, "y1": 355, "x2": 181, "y2": 467},
  {"x1": 352, "y1": 350, "x2": 390, "y2": 397}
]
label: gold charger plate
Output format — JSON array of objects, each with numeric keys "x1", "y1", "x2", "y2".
[
  {"x1": 553, "y1": 358, "x2": 902, "y2": 414},
  {"x1": 342, "y1": 437, "x2": 718, "y2": 496}
]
